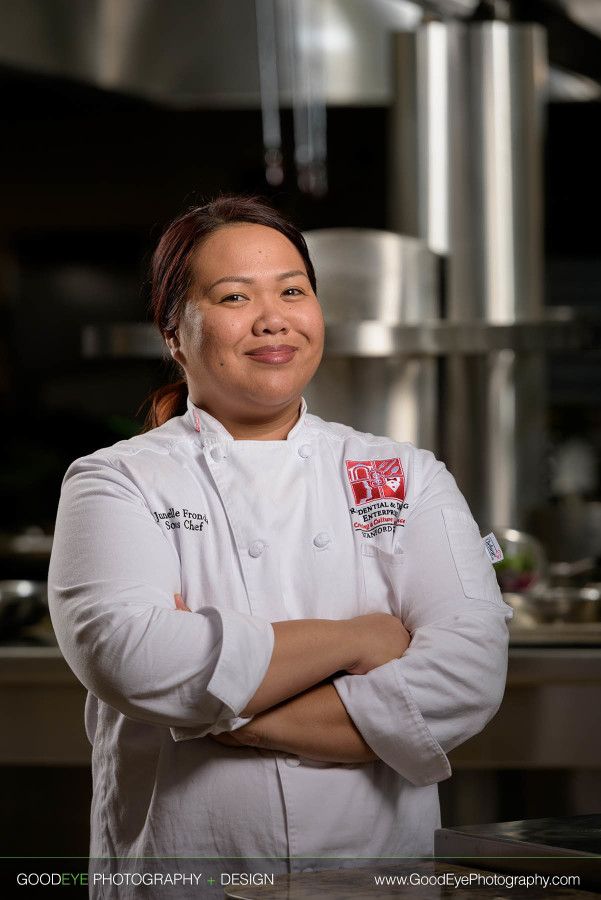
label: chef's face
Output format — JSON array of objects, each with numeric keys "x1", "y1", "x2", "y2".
[{"x1": 166, "y1": 223, "x2": 324, "y2": 425}]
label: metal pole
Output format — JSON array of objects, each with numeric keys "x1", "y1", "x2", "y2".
[{"x1": 389, "y1": 22, "x2": 547, "y2": 527}]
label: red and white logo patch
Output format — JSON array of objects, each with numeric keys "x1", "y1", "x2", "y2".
[{"x1": 345, "y1": 458, "x2": 405, "y2": 506}]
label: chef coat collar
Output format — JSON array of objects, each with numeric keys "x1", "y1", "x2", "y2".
[{"x1": 185, "y1": 395, "x2": 308, "y2": 443}]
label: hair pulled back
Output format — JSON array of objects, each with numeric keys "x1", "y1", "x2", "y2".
[{"x1": 144, "y1": 195, "x2": 317, "y2": 429}]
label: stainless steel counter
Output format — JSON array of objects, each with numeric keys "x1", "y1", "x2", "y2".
[
  {"x1": 450, "y1": 646, "x2": 601, "y2": 769},
  {"x1": 435, "y1": 815, "x2": 601, "y2": 892},
  {"x1": 506, "y1": 646, "x2": 601, "y2": 684},
  {"x1": 0, "y1": 642, "x2": 90, "y2": 764},
  {"x1": 220, "y1": 859, "x2": 601, "y2": 899}
]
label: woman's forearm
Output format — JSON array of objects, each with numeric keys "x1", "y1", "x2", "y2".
[
  {"x1": 226, "y1": 683, "x2": 378, "y2": 763},
  {"x1": 242, "y1": 615, "x2": 409, "y2": 716},
  {"x1": 175, "y1": 594, "x2": 410, "y2": 718},
  {"x1": 242, "y1": 619, "x2": 356, "y2": 715}
]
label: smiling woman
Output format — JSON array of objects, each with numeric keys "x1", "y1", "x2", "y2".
[
  {"x1": 145, "y1": 196, "x2": 322, "y2": 436},
  {"x1": 165, "y1": 222, "x2": 324, "y2": 439},
  {"x1": 48, "y1": 195, "x2": 512, "y2": 900}
]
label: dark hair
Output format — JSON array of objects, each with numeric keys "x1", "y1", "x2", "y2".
[{"x1": 143, "y1": 195, "x2": 317, "y2": 429}]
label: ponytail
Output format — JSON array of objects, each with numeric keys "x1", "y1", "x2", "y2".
[{"x1": 142, "y1": 379, "x2": 188, "y2": 431}]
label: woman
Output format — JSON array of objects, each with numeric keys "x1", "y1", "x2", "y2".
[{"x1": 48, "y1": 196, "x2": 511, "y2": 898}]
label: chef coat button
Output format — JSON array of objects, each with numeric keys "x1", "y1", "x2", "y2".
[
  {"x1": 284, "y1": 754, "x2": 300, "y2": 767},
  {"x1": 298, "y1": 443, "x2": 313, "y2": 459},
  {"x1": 248, "y1": 540, "x2": 266, "y2": 558},
  {"x1": 210, "y1": 446, "x2": 225, "y2": 462},
  {"x1": 313, "y1": 532, "x2": 330, "y2": 549}
]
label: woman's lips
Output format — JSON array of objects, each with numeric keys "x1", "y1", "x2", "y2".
[{"x1": 245, "y1": 345, "x2": 297, "y2": 364}]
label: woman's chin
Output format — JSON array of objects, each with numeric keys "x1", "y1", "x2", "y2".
[{"x1": 235, "y1": 376, "x2": 307, "y2": 408}]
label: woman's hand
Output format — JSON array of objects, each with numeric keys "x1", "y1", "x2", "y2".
[
  {"x1": 210, "y1": 683, "x2": 379, "y2": 763},
  {"x1": 211, "y1": 724, "x2": 262, "y2": 749},
  {"x1": 174, "y1": 593, "x2": 191, "y2": 612},
  {"x1": 345, "y1": 613, "x2": 411, "y2": 675}
]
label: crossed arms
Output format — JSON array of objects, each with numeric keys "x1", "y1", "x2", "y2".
[
  {"x1": 174, "y1": 592, "x2": 410, "y2": 762},
  {"x1": 49, "y1": 456, "x2": 511, "y2": 785}
]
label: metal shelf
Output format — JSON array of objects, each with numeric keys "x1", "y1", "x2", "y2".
[{"x1": 82, "y1": 312, "x2": 593, "y2": 360}]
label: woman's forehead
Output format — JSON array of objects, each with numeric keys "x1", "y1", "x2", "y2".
[{"x1": 193, "y1": 223, "x2": 307, "y2": 287}]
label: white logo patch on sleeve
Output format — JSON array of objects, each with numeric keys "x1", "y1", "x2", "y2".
[{"x1": 483, "y1": 532, "x2": 504, "y2": 563}]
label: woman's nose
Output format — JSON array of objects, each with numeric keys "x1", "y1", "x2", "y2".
[{"x1": 251, "y1": 297, "x2": 290, "y2": 335}]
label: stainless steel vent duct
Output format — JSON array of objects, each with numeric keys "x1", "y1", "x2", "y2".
[{"x1": 390, "y1": 22, "x2": 548, "y2": 528}]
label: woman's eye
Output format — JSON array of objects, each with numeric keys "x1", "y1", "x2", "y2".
[
  {"x1": 220, "y1": 294, "x2": 245, "y2": 303},
  {"x1": 282, "y1": 288, "x2": 303, "y2": 296}
]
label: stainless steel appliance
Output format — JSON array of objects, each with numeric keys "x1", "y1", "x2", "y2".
[{"x1": 302, "y1": 228, "x2": 440, "y2": 449}]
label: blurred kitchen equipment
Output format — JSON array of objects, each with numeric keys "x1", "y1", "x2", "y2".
[
  {"x1": 255, "y1": 0, "x2": 285, "y2": 187},
  {"x1": 390, "y1": 21, "x2": 547, "y2": 528},
  {"x1": 302, "y1": 228, "x2": 440, "y2": 449},
  {"x1": 505, "y1": 586, "x2": 601, "y2": 626},
  {"x1": 526, "y1": 502, "x2": 601, "y2": 572},
  {"x1": 0, "y1": 527, "x2": 53, "y2": 559},
  {"x1": 0, "y1": 528, "x2": 53, "y2": 581},
  {"x1": 1, "y1": 0, "x2": 599, "y2": 110},
  {"x1": 0, "y1": 0, "x2": 423, "y2": 108},
  {"x1": 549, "y1": 557, "x2": 597, "y2": 587},
  {"x1": 281, "y1": 0, "x2": 328, "y2": 195},
  {"x1": 492, "y1": 527, "x2": 549, "y2": 595},
  {"x1": 551, "y1": 438, "x2": 598, "y2": 498},
  {"x1": 0, "y1": 580, "x2": 48, "y2": 637}
]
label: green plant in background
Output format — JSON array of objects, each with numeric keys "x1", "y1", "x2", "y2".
[
  {"x1": 495, "y1": 547, "x2": 539, "y2": 593},
  {"x1": 495, "y1": 549, "x2": 537, "y2": 575}
]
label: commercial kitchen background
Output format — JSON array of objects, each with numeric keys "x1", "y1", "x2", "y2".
[{"x1": 0, "y1": 0, "x2": 599, "y2": 859}]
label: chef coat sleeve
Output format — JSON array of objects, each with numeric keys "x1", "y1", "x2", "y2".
[
  {"x1": 48, "y1": 455, "x2": 274, "y2": 736},
  {"x1": 333, "y1": 454, "x2": 512, "y2": 787}
]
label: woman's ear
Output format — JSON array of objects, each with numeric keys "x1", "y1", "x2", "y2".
[{"x1": 165, "y1": 329, "x2": 182, "y2": 361}]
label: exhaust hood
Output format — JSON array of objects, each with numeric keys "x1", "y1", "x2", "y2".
[{"x1": 2, "y1": 0, "x2": 600, "y2": 108}]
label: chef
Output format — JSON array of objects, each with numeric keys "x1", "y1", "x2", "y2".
[{"x1": 48, "y1": 196, "x2": 512, "y2": 899}]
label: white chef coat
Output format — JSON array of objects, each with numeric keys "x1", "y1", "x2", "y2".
[{"x1": 48, "y1": 396, "x2": 512, "y2": 899}]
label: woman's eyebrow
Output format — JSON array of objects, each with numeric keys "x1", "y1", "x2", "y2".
[
  {"x1": 276, "y1": 270, "x2": 309, "y2": 281},
  {"x1": 208, "y1": 275, "x2": 253, "y2": 291},
  {"x1": 208, "y1": 270, "x2": 308, "y2": 291}
]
